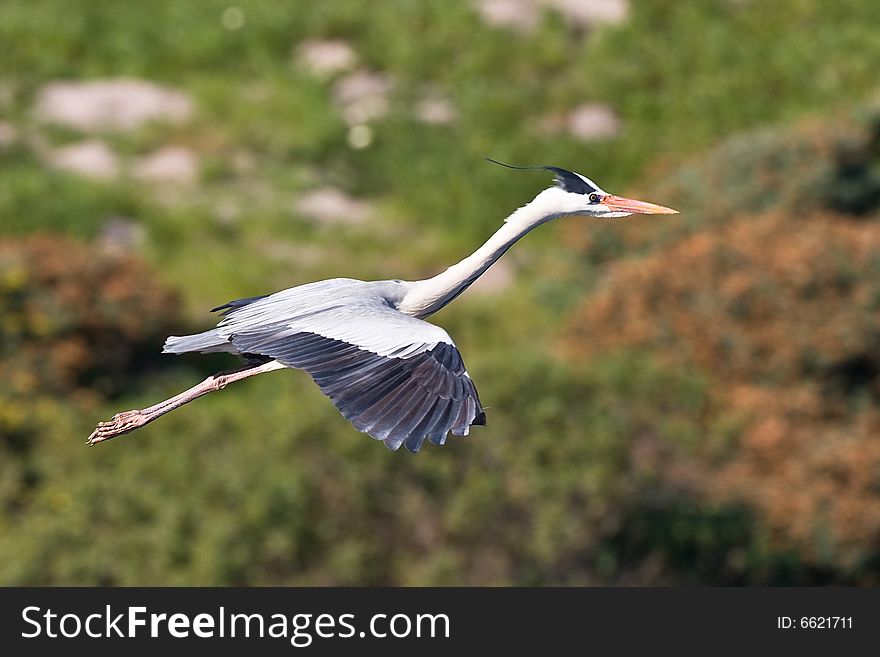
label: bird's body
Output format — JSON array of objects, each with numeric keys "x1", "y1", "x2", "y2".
[
  {"x1": 163, "y1": 278, "x2": 485, "y2": 452},
  {"x1": 88, "y1": 162, "x2": 676, "y2": 452}
]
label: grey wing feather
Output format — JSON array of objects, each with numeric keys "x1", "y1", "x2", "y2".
[
  {"x1": 163, "y1": 328, "x2": 238, "y2": 354},
  {"x1": 177, "y1": 279, "x2": 485, "y2": 452}
]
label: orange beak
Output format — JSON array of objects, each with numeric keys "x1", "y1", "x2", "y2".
[{"x1": 601, "y1": 195, "x2": 679, "y2": 215}]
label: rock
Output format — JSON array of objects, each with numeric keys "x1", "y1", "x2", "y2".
[
  {"x1": 475, "y1": 0, "x2": 630, "y2": 32},
  {"x1": 295, "y1": 39, "x2": 359, "y2": 78},
  {"x1": 475, "y1": 0, "x2": 541, "y2": 33},
  {"x1": 294, "y1": 187, "x2": 373, "y2": 225},
  {"x1": 567, "y1": 103, "x2": 621, "y2": 141},
  {"x1": 415, "y1": 95, "x2": 458, "y2": 125},
  {"x1": 34, "y1": 79, "x2": 193, "y2": 132},
  {"x1": 47, "y1": 140, "x2": 119, "y2": 180},
  {"x1": 99, "y1": 217, "x2": 146, "y2": 254},
  {"x1": 333, "y1": 71, "x2": 394, "y2": 126},
  {"x1": 133, "y1": 146, "x2": 198, "y2": 184},
  {"x1": 541, "y1": 0, "x2": 629, "y2": 27}
]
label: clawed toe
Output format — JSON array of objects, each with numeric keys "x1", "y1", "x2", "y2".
[{"x1": 86, "y1": 410, "x2": 145, "y2": 446}]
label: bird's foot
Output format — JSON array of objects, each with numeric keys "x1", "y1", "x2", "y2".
[{"x1": 86, "y1": 410, "x2": 147, "y2": 446}]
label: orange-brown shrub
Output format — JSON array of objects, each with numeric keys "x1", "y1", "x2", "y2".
[
  {"x1": 564, "y1": 211, "x2": 880, "y2": 569},
  {"x1": 0, "y1": 234, "x2": 182, "y2": 406}
]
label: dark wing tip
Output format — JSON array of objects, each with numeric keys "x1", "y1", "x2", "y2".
[{"x1": 210, "y1": 294, "x2": 269, "y2": 315}]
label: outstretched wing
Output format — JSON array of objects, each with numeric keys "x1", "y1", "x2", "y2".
[{"x1": 216, "y1": 286, "x2": 485, "y2": 452}]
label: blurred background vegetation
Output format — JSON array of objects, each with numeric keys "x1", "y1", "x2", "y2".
[{"x1": 2, "y1": 0, "x2": 880, "y2": 585}]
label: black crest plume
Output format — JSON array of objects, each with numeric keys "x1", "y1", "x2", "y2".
[{"x1": 485, "y1": 157, "x2": 596, "y2": 195}]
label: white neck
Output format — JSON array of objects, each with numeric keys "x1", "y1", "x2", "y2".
[{"x1": 397, "y1": 189, "x2": 565, "y2": 318}]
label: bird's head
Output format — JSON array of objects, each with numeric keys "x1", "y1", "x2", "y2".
[{"x1": 488, "y1": 158, "x2": 678, "y2": 219}]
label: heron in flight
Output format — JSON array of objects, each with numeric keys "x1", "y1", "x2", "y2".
[{"x1": 87, "y1": 161, "x2": 676, "y2": 452}]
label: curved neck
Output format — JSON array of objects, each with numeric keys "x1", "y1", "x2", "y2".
[{"x1": 398, "y1": 195, "x2": 557, "y2": 318}]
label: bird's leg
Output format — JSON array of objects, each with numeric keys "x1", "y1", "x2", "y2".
[{"x1": 86, "y1": 360, "x2": 286, "y2": 446}]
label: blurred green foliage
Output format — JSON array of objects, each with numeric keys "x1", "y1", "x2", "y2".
[{"x1": 1, "y1": 0, "x2": 880, "y2": 585}]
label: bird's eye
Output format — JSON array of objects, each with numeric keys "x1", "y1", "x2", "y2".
[{"x1": 588, "y1": 193, "x2": 601, "y2": 203}]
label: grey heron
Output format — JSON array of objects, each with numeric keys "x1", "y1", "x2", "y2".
[{"x1": 87, "y1": 161, "x2": 677, "y2": 452}]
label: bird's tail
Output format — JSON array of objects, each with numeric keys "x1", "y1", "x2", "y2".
[{"x1": 162, "y1": 329, "x2": 236, "y2": 355}]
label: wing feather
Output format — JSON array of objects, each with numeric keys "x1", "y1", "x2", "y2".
[{"x1": 216, "y1": 284, "x2": 484, "y2": 451}]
